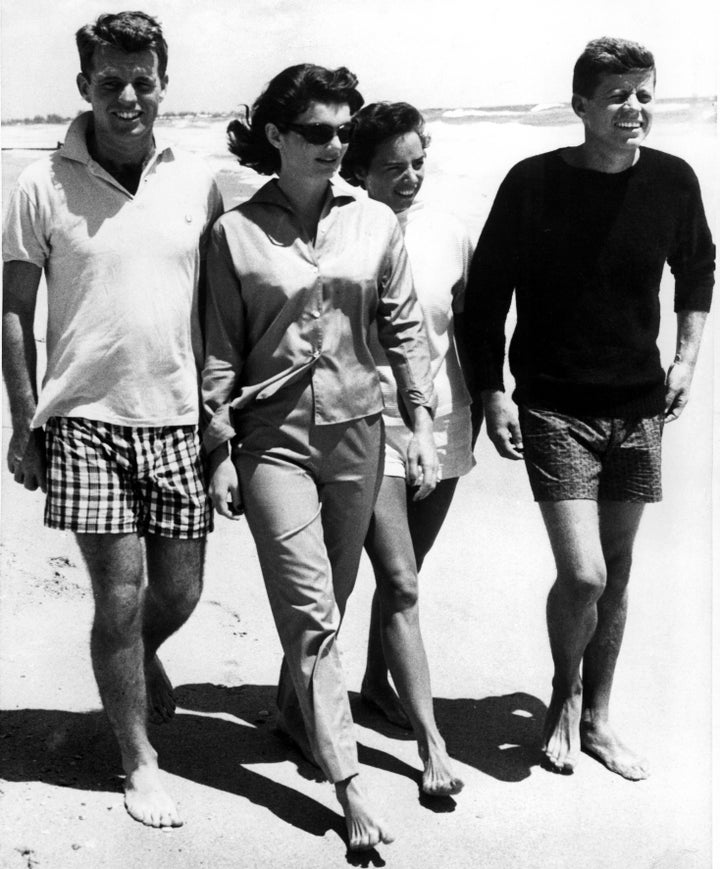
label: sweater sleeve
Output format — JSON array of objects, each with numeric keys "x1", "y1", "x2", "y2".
[
  {"x1": 460, "y1": 168, "x2": 521, "y2": 394},
  {"x1": 668, "y1": 163, "x2": 715, "y2": 313}
]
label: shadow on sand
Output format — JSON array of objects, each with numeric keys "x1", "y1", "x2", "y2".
[
  {"x1": 0, "y1": 695, "x2": 344, "y2": 842},
  {"x1": 0, "y1": 685, "x2": 545, "y2": 859},
  {"x1": 350, "y1": 689, "x2": 547, "y2": 783}
]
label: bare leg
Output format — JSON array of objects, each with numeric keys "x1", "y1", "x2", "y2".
[
  {"x1": 364, "y1": 477, "x2": 463, "y2": 796},
  {"x1": 362, "y1": 478, "x2": 459, "y2": 729},
  {"x1": 335, "y1": 775, "x2": 395, "y2": 851},
  {"x1": 538, "y1": 501, "x2": 607, "y2": 773},
  {"x1": 362, "y1": 592, "x2": 412, "y2": 728},
  {"x1": 580, "y1": 501, "x2": 649, "y2": 780},
  {"x1": 143, "y1": 536, "x2": 205, "y2": 724},
  {"x1": 76, "y1": 533, "x2": 182, "y2": 828}
]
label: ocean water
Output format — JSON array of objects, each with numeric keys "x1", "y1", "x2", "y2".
[{"x1": 3, "y1": 98, "x2": 716, "y2": 238}]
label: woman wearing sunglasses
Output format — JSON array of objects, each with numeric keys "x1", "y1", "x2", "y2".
[
  {"x1": 201, "y1": 65, "x2": 438, "y2": 852},
  {"x1": 342, "y1": 102, "x2": 474, "y2": 796}
]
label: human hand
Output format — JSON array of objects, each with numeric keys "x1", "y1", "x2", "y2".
[
  {"x1": 482, "y1": 391, "x2": 523, "y2": 460},
  {"x1": 207, "y1": 447, "x2": 243, "y2": 519},
  {"x1": 664, "y1": 359, "x2": 694, "y2": 422},
  {"x1": 407, "y1": 407, "x2": 439, "y2": 500},
  {"x1": 7, "y1": 427, "x2": 46, "y2": 492}
]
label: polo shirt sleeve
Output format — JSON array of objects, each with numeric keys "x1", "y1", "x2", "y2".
[
  {"x1": 375, "y1": 217, "x2": 437, "y2": 416},
  {"x1": 201, "y1": 219, "x2": 246, "y2": 452},
  {"x1": 2, "y1": 179, "x2": 49, "y2": 268},
  {"x1": 199, "y1": 178, "x2": 225, "y2": 258}
]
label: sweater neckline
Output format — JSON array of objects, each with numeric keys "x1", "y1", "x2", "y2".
[{"x1": 554, "y1": 146, "x2": 642, "y2": 179}]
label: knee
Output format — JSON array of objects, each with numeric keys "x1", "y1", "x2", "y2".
[
  {"x1": 92, "y1": 582, "x2": 143, "y2": 645},
  {"x1": 604, "y1": 549, "x2": 633, "y2": 593},
  {"x1": 155, "y1": 581, "x2": 202, "y2": 621},
  {"x1": 376, "y1": 565, "x2": 419, "y2": 613},
  {"x1": 556, "y1": 565, "x2": 607, "y2": 605}
]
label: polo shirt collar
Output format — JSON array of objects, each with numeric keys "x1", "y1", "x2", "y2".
[{"x1": 59, "y1": 111, "x2": 174, "y2": 167}]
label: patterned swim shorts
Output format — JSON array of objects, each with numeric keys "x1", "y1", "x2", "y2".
[
  {"x1": 518, "y1": 406, "x2": 663, "y2": 503},
  {"x1": 45, "y1": 417, "x2": 211, "y2": 537}
]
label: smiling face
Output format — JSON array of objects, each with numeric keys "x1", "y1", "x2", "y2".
[
  {"x1": 357, "y1": 131, "x2": 426, "y2": 214},
  {"x1": 268, "y1": 101, "x2": 352, "y2": 183},
  {"x1": 77, "y1": 44, "x2": 167, "y2": 163},
  {"x1": 573, "y1": 70, "x2": 655, "y2": 158}
]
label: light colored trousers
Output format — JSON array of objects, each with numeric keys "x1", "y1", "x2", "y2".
[{"x1": 233, "y1": 379, "x2": 383, "y2": 782}]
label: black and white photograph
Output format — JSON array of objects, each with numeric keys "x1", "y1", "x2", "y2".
[{"x1": 1, "y1": 1, "x2": 716, "y2": 866}]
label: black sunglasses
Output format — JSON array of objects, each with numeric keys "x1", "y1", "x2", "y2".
[{"x1": 284, "y1": 121, "x2": 353, "y2": 145}]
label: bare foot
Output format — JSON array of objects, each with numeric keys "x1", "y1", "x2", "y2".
[
  {"x1": 335, "y1": 775, "x2": 394, "y2": 851},
  {"x1": 360, "y1": 678, "x2": 412, "y2": 730},
  {"x1": 124, "y1": 763, "x2": 183, "y2": 828},
  {"x1": 418, "y1": 741, "x2": 464, "y2": 796},
  {"x1": 580, "y1": 719, "x2": 650, "y2": 781},
  {"x1": 542, "y1": 689, "x2": 582, "y2": 773},
  {"x1": 145, "y1": 655, "x2": 176, "y2": 725}
]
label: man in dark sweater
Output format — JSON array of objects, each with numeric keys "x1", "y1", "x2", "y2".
[{"x1": 460, "y1": 37, "x2": 714, "y2": 780}]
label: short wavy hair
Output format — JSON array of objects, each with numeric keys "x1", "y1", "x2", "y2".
[
  {"x1": 573, "y1": 37, "x2": 655, "y2": 98},
  {"x1": 76, "y1": 11, "x2": 168, "y2": 79},
  {"x1": 341, "y1": 102, "x2": 430, "y2": 187},
  {"x1": 227, "y1": 63, "x2": 364, "y2": 176}
]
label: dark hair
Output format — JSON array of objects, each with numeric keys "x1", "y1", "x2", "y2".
[
  {"x1": 573, "y1": 37, "x2": 655, "y2": 98},
  {"x1": 227, "y1": 63, "x2": 364, "y2": 176},
  {"x1": 76, "y1": 11, "x2": 168, "y2": 79},
  {"x1": 341, "y1": 101, "x2": 430, "y2": 187}
]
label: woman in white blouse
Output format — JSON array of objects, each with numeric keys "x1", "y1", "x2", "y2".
[{"x1": 343, "y1": 101, "x2": 475, "y2": 797}]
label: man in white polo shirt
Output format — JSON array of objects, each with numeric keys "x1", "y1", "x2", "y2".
[{"x1": 2, "y1": 11, "x2": 223, "y2": 828}]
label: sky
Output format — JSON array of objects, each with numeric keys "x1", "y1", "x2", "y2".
[{"x1": 1, "y1": 0, "x2": 717, "y2": 120}]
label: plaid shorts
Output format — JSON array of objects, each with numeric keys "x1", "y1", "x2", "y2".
[
  {"x1": 519, "y1": 406, "x2": 663, "y2": 503},
  {"x1": 45, "y1": 417, "x2": 212, "y2": 537}
]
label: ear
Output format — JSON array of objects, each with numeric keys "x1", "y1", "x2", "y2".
[
  {"x1": 77, "y1": 72, "x2": 91, "y2": 103},
  {"x1": 159, "y1": 74, "x2": 169, "y2": 102},
  {"x1": 265, "y1": 122, "x2": 283, "y2": 151},
  {"x1": 571, "y1": 94, "x2": 587, "y2": 120}
]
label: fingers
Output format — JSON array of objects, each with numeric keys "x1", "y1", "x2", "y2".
[
  {"x1": 209, "y1": 475, "x2": 243, "y2": 520},
  {"x1": 664, "y1": 386, "x2": 687, "y2": 423},
  {"x1": 410, "y1": 458, "x2": 439, "y2": 501},
  {"x1": 407, "y1": 438, "x2": 439, "y2": 500},
  {"x1": 509, "y1": 419, "x2": 524, "y2": 452},
  {"x1": 10, "y1": 461, "x2": 45, "y2": 492},
  {"x1": 664, "y1": 397, "x2": 686, "y2": 422},
  {"x1": 23, "y1": 473, "x2": 40, "y2": 492},
  {"x1": 490, "y1": 430, "x2": 524, "y2": 460},
  {"x1": 8, "y1": 430, "x2": 47, "y2": 492},
  {"x1": 211, "y1": 488, "x2": 243, "y2": 520},
  {"x1": 485, "y1": 399, "x2": 524, "y2": 461},
  {"x1": 406, "y1": 448, "x2": 421, "y2": 489},
  {"x1": 412, "y1": 473, "x2": 437, "y2": 501},
  {"x1": 207, "y1": 452, "x2": 243, "y2": 520}
]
